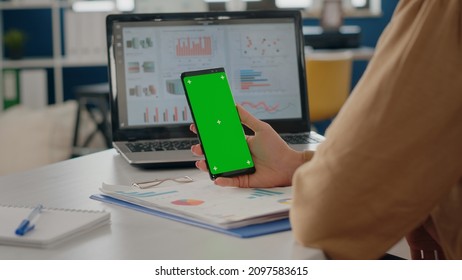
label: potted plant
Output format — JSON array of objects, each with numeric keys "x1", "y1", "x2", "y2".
[{"x1": 3, "y1": 28, "x2": 27, "y2": 59}]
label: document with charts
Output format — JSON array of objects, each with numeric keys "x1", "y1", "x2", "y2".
[{"x1": 99, "y1": 173, "x2": 292, "y2": 229}]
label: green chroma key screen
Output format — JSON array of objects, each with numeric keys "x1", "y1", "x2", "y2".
[{"x1": 182, "y1": 68, "x2": 255, "y2": 179}]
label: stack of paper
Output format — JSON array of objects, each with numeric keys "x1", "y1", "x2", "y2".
[{"x1": 92, "y1": 173, "x2": 293, "y2": 237}]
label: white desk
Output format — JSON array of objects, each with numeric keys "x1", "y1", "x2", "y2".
[{"x1": 0, "y1": 149, "x2": 324, "y2": 260}]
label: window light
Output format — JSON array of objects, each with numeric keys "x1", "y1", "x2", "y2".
[{"x1": 72, "y1": 1, "x2": 115, "y2": 12}]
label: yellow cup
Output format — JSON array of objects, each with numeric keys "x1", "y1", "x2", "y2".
[{"x1": 305, "y1": 51, "x2": 353, "y2": 122}]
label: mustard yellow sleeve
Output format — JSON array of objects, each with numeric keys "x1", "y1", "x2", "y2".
[{"x1": 290, "y1": 0, "x2": 462, "y2": 259}]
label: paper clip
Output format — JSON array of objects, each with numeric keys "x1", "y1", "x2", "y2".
[{"x1": 132, "y1": 176, "x2": 194, "y2": 189}]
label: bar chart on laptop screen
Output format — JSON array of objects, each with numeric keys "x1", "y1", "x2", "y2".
[
  {"x1": 118, "y1": 28, "x2": 227, "y2": 127},
  {"x1": 165, "y1": 31, "x2": 222, "y2": 65},
  {"x1": 228, "y1": 28, "x2": 303, "y2": 120},
  {"x1": 142, "y1": 106, "x2": 190, "y2": 123},
  {"x1": 176, "y1": 36, "x2": 213, "y2": 57},
  {"x1": 235, "y1": 32, "x2": 290, "y2": 94},
  {"x1": 122, "y1": 27, "x2": 220, "y2": 127}
]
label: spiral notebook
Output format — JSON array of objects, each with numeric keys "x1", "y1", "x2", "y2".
[{"x1": 0, "y1": 205, "x2": 110, "y2": 248}]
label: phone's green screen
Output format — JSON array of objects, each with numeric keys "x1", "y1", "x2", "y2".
[{"x1": 183, "y1": 69, "x2": 254, "y2": 178}]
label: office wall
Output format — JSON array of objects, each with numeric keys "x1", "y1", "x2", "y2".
[
  {"x1": 303, "y1": 0, "x2": 399, "y2": 88},
  {"x1": 345, "y1": 0, "x2": 399, "y2": 87}
]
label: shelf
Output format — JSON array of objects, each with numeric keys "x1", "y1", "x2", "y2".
[
  {"x1": 0, "y1": 1, "x2": 56, "y2": 10},
  {"x1": 61, "y1": 57, "x2": 107, "y2": 68},
  {"x1": 2, "y1": 57, "x2": 55, "y2": 68},
  {"x1": 2, "y1": 57, "x2": 108, "y2": 68},
  {"x1": 0, "y1": 1, "x2": 112, "y2": 107}
]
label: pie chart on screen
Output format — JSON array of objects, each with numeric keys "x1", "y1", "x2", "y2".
[{"x1": 171, "y1": 199, "x2": 204, "y2": 206}]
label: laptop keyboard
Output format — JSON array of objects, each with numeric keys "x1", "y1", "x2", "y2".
[
  {"x1": 126, "y1": 133, "x2": 322, "y2": 153},
  {"x1": 280, "y1": 133, "x2": 324, "y2": 144},
  {"x1": 126, "y1": 139, "x2": 200, "y2": 152}
]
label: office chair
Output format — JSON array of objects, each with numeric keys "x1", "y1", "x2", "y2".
[{"x1": 305, "y1": 51, "x2": 353, "y2": 132}]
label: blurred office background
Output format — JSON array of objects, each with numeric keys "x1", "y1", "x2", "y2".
[{"x1": 0, "y1": 0, "x2": 399, "y2": 175}]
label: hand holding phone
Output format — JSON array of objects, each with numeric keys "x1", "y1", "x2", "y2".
[{"x1": 181, "y1": 68, "x2": 255, "y2": 180}]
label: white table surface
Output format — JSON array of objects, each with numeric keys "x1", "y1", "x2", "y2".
[{"x1": 0, "y1": 149, "x2": 325, "y2": 260}]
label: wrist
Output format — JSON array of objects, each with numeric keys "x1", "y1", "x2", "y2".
[{"x1": 281, "y1": 149, "x2": 313, "y2": 185}]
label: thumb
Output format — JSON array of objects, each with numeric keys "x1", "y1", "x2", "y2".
[{"x1": 236, "y1": 104, "x2": 267, "y2": 133}]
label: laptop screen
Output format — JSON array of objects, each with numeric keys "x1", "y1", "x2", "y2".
[{"x1": 107, "y1": 11, "x2": 309, "y2": 141}]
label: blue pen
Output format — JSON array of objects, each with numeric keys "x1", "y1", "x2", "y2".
[{"x1": 15, "y1": 204, "x2": 43, "y2": 236}]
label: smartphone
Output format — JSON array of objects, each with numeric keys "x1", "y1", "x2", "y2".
[{"x1": 181, "y1": 67, "x2": 255, "y2": 180}]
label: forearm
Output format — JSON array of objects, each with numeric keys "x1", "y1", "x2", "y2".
[{"x1": 269, "y1": 148, "x2": 312, "y2": 187}]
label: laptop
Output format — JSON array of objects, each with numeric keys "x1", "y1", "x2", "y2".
[{"x1": 106, "y1": 10, "x2": 324, "y2": 168}]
